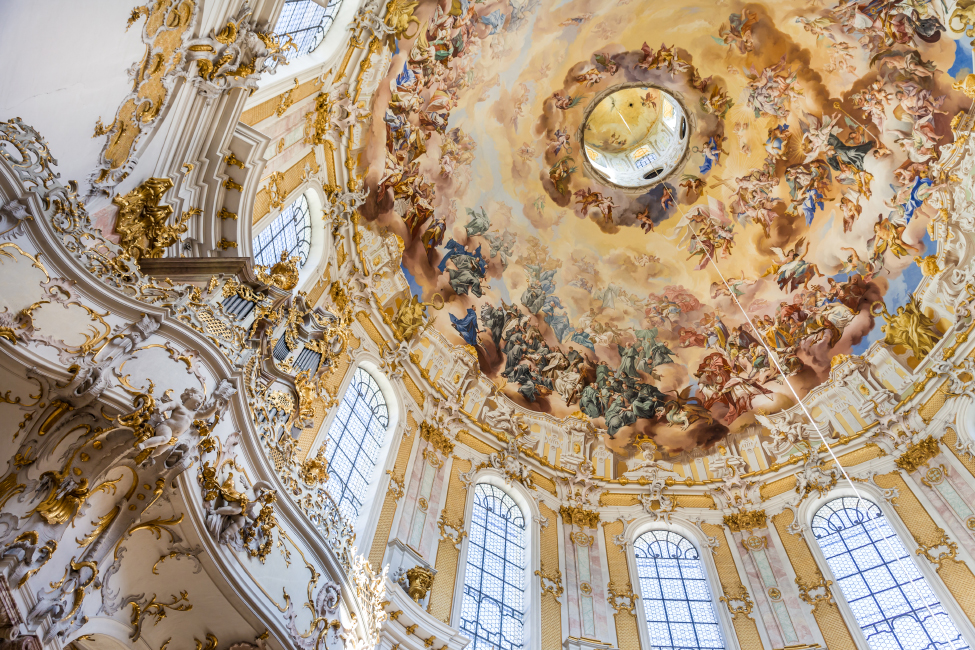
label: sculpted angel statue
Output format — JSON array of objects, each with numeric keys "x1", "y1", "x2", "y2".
[
  {"x1": 136, "y1": 382, "x2": 236, "y2": 464},
  {"x1": 391, "y1": 292, "x2": 444, "y2": 341},
  {"x1": 872, "y1": 296, "x2": 943, "y2": 360}
]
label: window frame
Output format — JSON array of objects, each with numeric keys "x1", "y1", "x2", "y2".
[
  {"x1": 625, "y1": 519, "x2": 741, "y2": 650},
  {"x1": 800, "y1": 484, "x2": 975, "y2": 650},
  {"x1": 273, "y1": 0, "x2": 344, "y2": 63},
  {"x1": 453, "y1": 470, "x2": 543, "y2": 650},
  {"x1": 253, "y1": 192, "x2": 312, "y2": 270},
  {"x1": 250, "y1": 184, "x2": 332, "y2": 294},
  {"x1": 307, "y1": 361, "x2": 401, "y2": 549}
]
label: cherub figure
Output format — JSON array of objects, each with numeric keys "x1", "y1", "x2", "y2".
[
  {"x1": 553, "y1": 91, "x2": 585, "y2": 110},
  {"x1": 137, "y1": 385, "x2": 233, "y2": 464},
  {"x1": 551, "y1": 128, "x2": 572, "y2": 154},
  {"x1": 575, "y1": 68, "x2": 604, "y2": 88},
  {"x1": 717, "y1": 10, "x2": 758, "y2": 53}
]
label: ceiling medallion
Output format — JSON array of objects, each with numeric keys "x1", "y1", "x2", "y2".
[{"x1": 578, "y1": 83, "x2": 690, "y2": 191}]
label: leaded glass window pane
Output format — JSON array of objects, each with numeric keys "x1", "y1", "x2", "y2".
[
  {"x1": 812, "y1": 497, "x2": 969, "y2": 650},
  {"x1": 634, "y1": 530, "x2": 724, "y2": 650},
  {"x1": 253, "y1": 194, "x2": 311, "y2": 269},
  {"x1": 460, "y1": 483, "x2": 526, "y2": 650},
  {"x1": 322, "y1": 368, "x2": 389, "y2": 520},
  {"x1": 274, "y1": 0, "x2": 342, "y2": 61}
]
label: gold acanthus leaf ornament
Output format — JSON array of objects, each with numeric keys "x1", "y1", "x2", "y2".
[
  {"x1": 559, "y1": 505, "x2": 600, "y2": 529},
  {"x1": 256, "y1": 250, "x2": 301, "y2": 291},
  {"x1": 895, "y1": 435, "x2": 940, "y2": 474},
  {"x1": 419, "y1": 420, "x2": 454, "y2": 455},
  {"x1": 265, "y1": 171, "x2": 288, "y2": 210},
  {"x1": 275, "y1": 78, "x2": 300, "y2": 117},
  {"x1": 300, "y1": 446, "x2": 329, "y2": 485},
  {"x1": 405, "y1": 566, "x2": 435, "y2": 602},
  {"x1": 722, "y1": 509, "x2": 768, "y2": 533},
  {"x1": 112, "y1": 178, "x2": 193, "y2": 260}
]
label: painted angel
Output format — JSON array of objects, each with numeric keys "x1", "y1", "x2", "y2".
[{"x1": 798, "y1": 112, "x2": 841, "y2": 162}]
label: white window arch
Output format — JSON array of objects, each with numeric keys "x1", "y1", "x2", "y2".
[
  {"x1": 321, "y1": 367, "x2": 390, "y2": 521},
  {"x1": 459, "y1": 483, "x2": 528, "y2": 650},
  {"x1": 274, "y1": 0, "x2": 343, "y2": 62},
  {"x1": 253, "y1": 193, "x2": 311, "y2": 268},
  {"x1": 632, "y1": 529, "x2": 725, "y2": 650},
  {"x1": 811, "y1": 496, "x2": 970, "y2": 650}
]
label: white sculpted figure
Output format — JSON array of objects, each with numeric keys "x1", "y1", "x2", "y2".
[{"x1": 138, "y1": 381, "x2": 236, "y2": 463}]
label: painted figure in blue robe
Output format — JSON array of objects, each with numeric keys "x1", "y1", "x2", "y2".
[
  {"x1": 395, "y1": 63, "x2": 415, "y2": 88},
  {"x1": 570, "y1": 330, "x2": 595, "y2": 352},
  {"x1": 545, "y1": 311, "x2": 573, "y2": 343},
  {"x1": 450, "y1": 308, "x2": 480, "y2": 346},
  {"x1": 903, "y1": 176, "x2": 933, "y2": 222},
  {"x1": 438, "y1": 239, "x2": 486, "y2": 274},
  {"x1": 764, "y1": 124, "x2": 790, "y2": 159},
  {"x1": 421, "y1": 218, "x2": 446, "y2": 252},
  {"x1": 698, "y1": 136, "x2": 724, "y2": 174},
  {"x1": 481, "y1": 9, "x2": 506, "y2": 34},
  {"x1": 801, "y1": 188, "x2": 824, "y2": 225}
]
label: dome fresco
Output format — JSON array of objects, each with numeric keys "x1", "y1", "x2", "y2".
[
  {"x1": 582, "y1": 85, "x2": 690, "y2": 188},
  {"x1": 363, "y1": 0, "x2": 963, "y2": 458}
]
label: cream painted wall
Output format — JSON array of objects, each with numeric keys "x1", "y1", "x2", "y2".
[{"x1": 0, "y1": 1, "x2": 148, "y2": 194}]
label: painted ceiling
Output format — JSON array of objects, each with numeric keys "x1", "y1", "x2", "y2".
[
  {"x1": 362, "y1": 0, "x2": 967, "y2": 460},
  {"x1": 585, "y1": 87, "x2": 662, "y2": 153}
]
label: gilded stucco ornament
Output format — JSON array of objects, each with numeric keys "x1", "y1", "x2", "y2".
[
  {"x1": 388, "y1": 293, "x2": 444, "y2": 342},
  {"x1": 559, "y1": 505, "x2": 600, "y2": 529},
  {"x1": 88, "y1": 0, "x2": 198, "y2": 197},
  {"x1": 405, "y1": 566, "x2": 435, "y2": 602},
  {"x1": 895, "y1": 435, "x2": 941, "y2": 473},
  {"x1": 535, "y1": 563, "x2": 564, "y2": 599},
  {"x1": 301, "y1": 446, "x2": 329, "y2": 485},
  {"x1": 112, "y1": 178, "x2": 192, "y2": 260},
  {"x1": 719, "y1": 585, "x2": 754, "y2": 617},
  {"x1": 606, "y1": 582, "x2": 638, "y2": 614},
  {"x1": 200, "y1": 460, "x2": 277, "y2": 562},
  {"x1": 419, "y1": 420, "x2": 454, "y2": 455},
  {"x1": 181, "y1": 3, "x2": 296, "y2": 97},
  {"x1": 437, "y1": 512, "x2": 467, "y2": 549},
  {"x1": 255, "y1": 250, "x2": 301, "y2": 291},
  {"x1": 794, "y1": 572, "x2": 834, "y2": 612},
  {"x1": 722, "y1": 509, "x2": 767, "y2": 533},
  {"x1": 872, "y1": 297, "x2": 944, "y2": 361}
]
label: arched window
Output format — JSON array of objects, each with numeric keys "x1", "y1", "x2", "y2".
[
  {"x1": 253, "y1": 193, "x2": 311, "y2": 269},
  {"x1": 460, "y1": 483, "x2": 527, "y2": 650},
  {"x1": 812, "y1": 497, "x2": 969, "y2": 650},
  {"x1": 322, "y1": 368, "x2": 389, "y2": 521},
  {"x1": 633, "y1": 530, "x2": 724, "y2": 650},
  {"x1": 274, "y1": 0, "x2": 343, "y2": 61}
]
